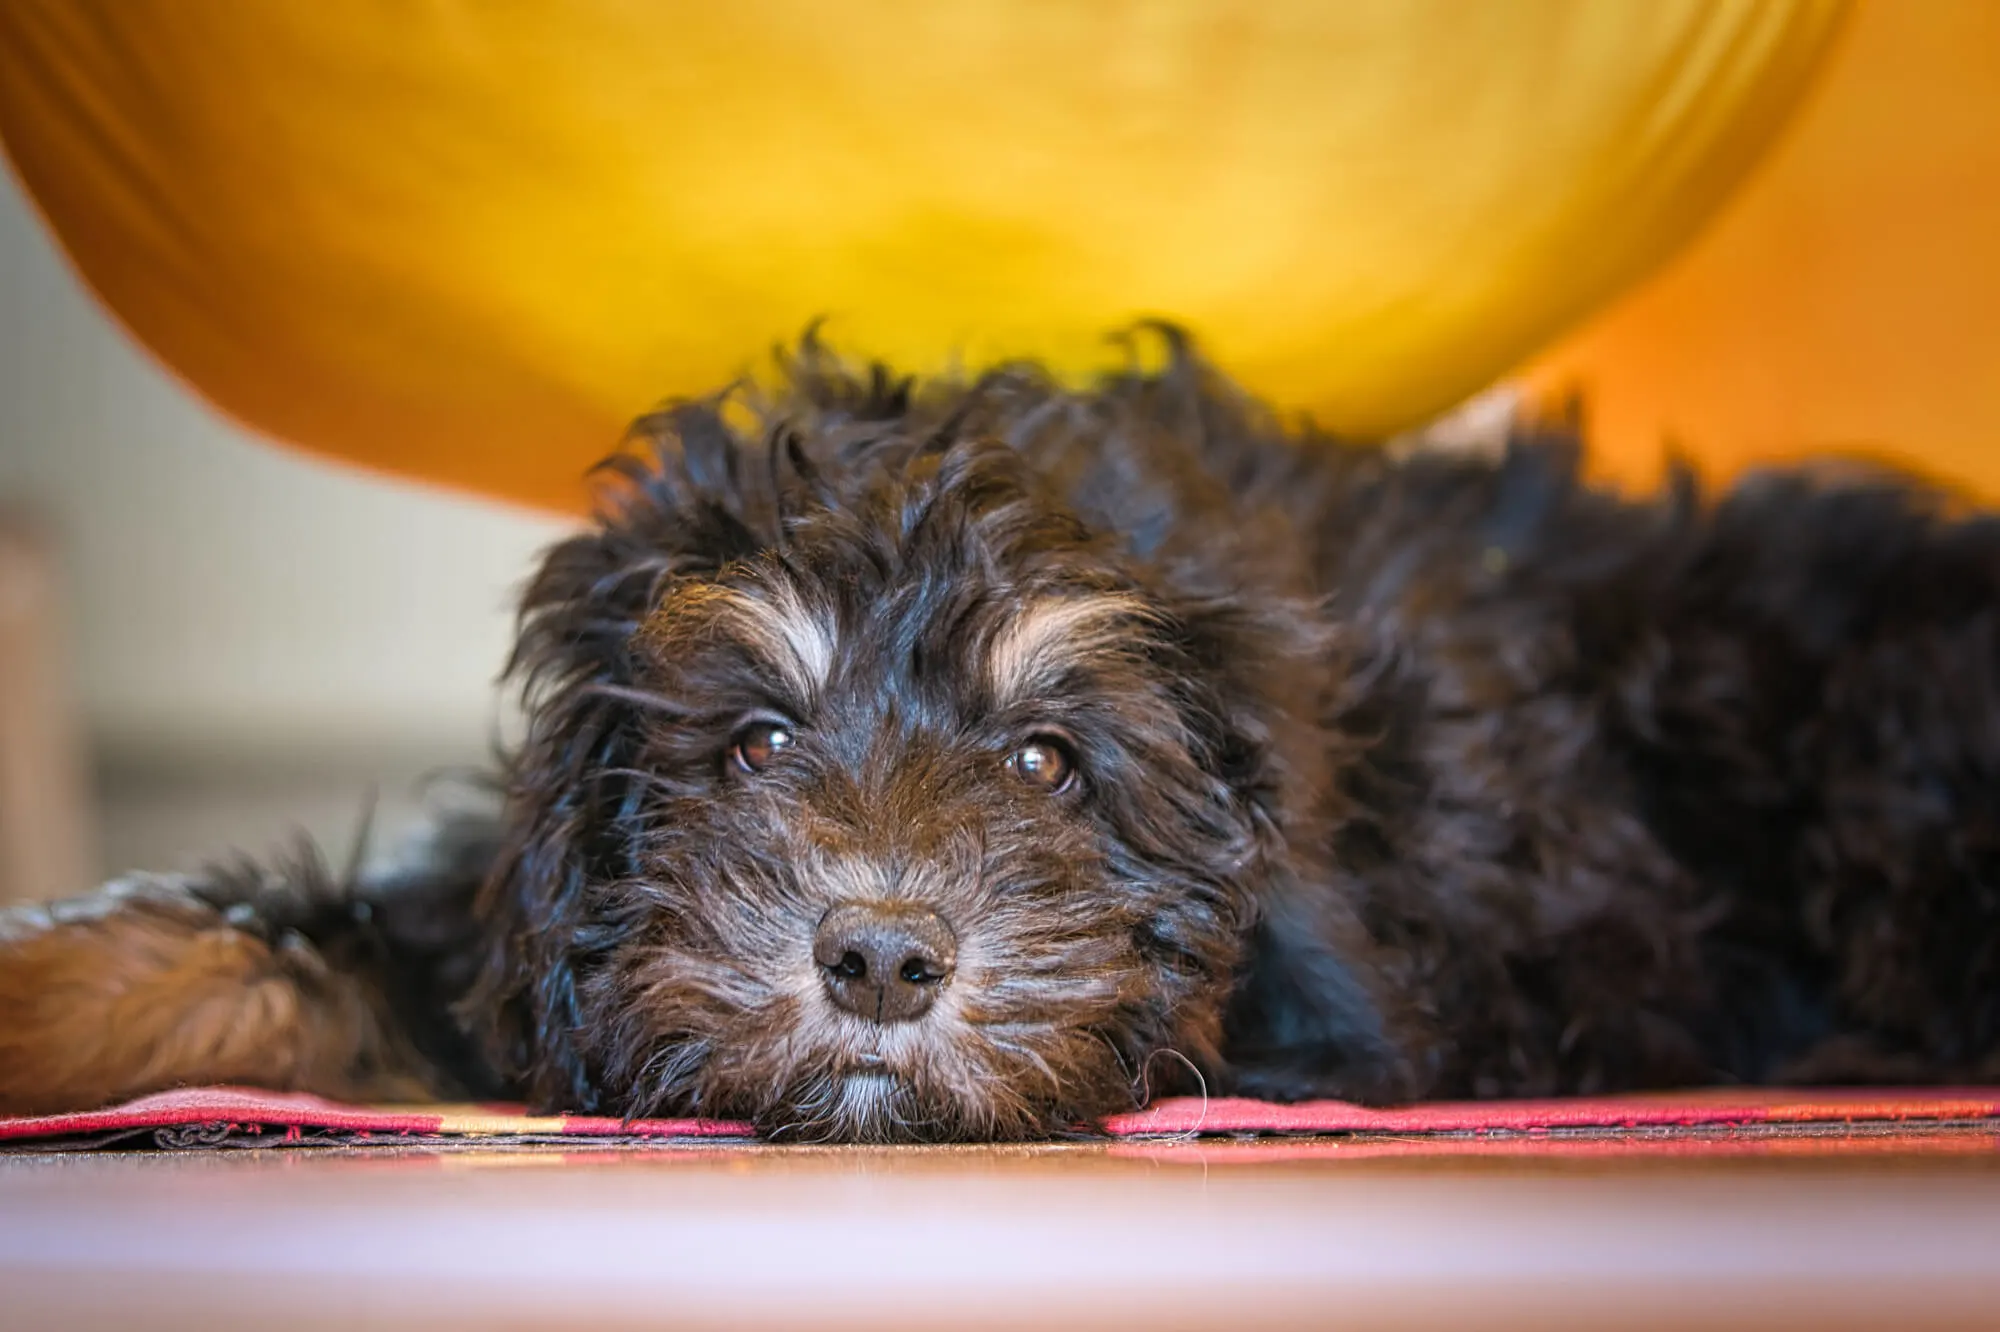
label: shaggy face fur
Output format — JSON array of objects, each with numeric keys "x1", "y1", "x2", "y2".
[
  {"x1": 468, "y1": 345, "x2": 1411, "y2": 1139},
  {"x1": 4, "y1": 335, "x2": 2000, "y2": 1140}
]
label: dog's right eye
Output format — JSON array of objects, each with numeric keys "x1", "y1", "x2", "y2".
[
  {"x1": 730, "y1": 721, "x2": 795, "y2": 774},
  {"x1": 1005, "y1": 735, "x2": 1076, "y2": 794}
]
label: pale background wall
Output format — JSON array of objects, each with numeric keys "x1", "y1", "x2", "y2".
[{"x1": 0, "y1": 168, "x2": 574, "y2": 881}]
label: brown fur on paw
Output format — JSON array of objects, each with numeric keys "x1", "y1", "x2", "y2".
[{"x1": 0, "y1": 877, "x2": 437, "y2": 1116}]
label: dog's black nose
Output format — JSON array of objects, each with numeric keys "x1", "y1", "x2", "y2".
[{"x1": 814, "y1": 902, "x2": 957, "y2": 1022}]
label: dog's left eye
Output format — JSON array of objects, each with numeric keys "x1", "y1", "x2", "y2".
[
  {"x1": 731, "y1": 721, "x2": 795, "y2": 774},
  {"x1": 1005, "y1": 735, "x2": 1076, "y2": 794}
]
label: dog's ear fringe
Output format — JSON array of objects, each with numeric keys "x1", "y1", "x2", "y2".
[
  {"x1": 464, "y1": 657, "x2": 660, "y2": 1109},
  {"x1": 472, "y1": 393, "x2": 782, "y2": 1107}
]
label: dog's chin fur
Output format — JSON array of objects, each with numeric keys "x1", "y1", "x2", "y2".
[{"x1": 7, "y1": 331, "x2": 2000, "y2": 1140}]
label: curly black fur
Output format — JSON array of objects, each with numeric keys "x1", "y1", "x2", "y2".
[{"x1": 8, "y1": 333, "x2": 2000, "y2": 1140}]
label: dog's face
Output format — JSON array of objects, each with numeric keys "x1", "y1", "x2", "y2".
[
  {"x1": 474, "y1": 369, "x2": 1407, "y2": 1139},
  {"x1": 607, "y1": 490, "x2": 1255, "y2": 1140}
]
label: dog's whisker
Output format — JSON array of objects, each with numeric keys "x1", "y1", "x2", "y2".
[
  {"x1": 1095, "y1": 1029, "x2": 1139, "y2": 1085},
  {"x1": 1137, "y1": 1048, "x2": 1209, "y2": 1141}
]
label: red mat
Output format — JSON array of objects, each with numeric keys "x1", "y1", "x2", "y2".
[{"x1": 4, "y1": 1085, "x2": 1999, "y2": 1151}]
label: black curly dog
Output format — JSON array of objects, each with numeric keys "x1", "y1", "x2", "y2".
[{"x1": 5, "y1": 337, "x2": 1998, "y2": 1140}]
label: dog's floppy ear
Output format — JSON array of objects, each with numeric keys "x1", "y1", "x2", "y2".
[
  {"x1": 464, "y1": 404, "x2": 774, "y2": 1111},
  {"x1": 1159, "y1": 589, "x2": 1427, "y2": 1107},
  {"x1": 1221, "y1": 880, "x2": 1424, "y2": 1105}
]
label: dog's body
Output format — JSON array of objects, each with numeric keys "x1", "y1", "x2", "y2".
[{"x1": 5, "y1": 342, "x2": 2000, "y2": 1139}]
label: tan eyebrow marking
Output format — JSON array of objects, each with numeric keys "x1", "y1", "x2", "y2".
[
  {"x1": 984, "y1": 593, "x2": 1156, "y2": 708},
  {"x1": 642, "y1": 579, "x2": 835, "y2": 701}
]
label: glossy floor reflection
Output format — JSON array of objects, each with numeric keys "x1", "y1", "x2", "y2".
[{"x1": 5, "y1": 1133, "x2": 2000, "y2": 1330}]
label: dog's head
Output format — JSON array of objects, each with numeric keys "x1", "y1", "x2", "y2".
[{"x1": 470, "y1": 349, "x2": 1411, "y2": 1139}]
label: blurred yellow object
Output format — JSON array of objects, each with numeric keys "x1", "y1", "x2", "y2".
[
  {"x1": 1527, "y1": 0, "x2": 2000, "y2": 501},
  {"x1": 0, "y1": 1, "x2": 1843, "y2": 512}
]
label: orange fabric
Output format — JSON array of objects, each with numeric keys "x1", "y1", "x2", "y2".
[
  {"x1": 0, "y1": 2, "x2": 1844, "y2": 514},
  {"x1": 1524, "y1": 0, "x2": 2000, "y2": 500}
]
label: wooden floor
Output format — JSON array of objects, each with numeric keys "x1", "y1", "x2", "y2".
[{"x1": 5, "y1": 1134, "x2": 2000, "y2": 1330}]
